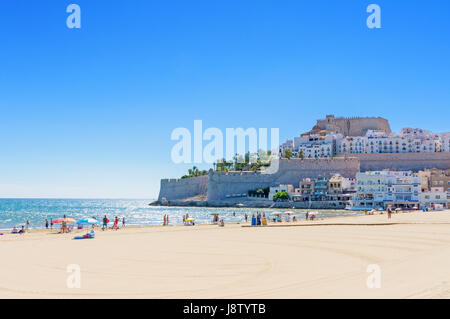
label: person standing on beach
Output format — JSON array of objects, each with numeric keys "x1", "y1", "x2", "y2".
[
  {"x1": 102, "y1": 215, "x2": 108, "y2": 230},
  {"x1": 45, "y1": 219, "x2": 49, "y2": 229},
  {"x1": 167, "y1": 215, "x2": 169, "y2": 225},
  {"x1": 305, "y1": 212, "x2": 309, "y2": 220},
  {"x1": 244, "y1": 213, "x2": 248, "y2": 222},
  {"x1": 387, "y1": 207, "x2": 392, "y2": 219},
  {"x1": 122, "y1": 217, "x2": 126, "y2": 227},
  {"x1": 50, "y1": 219, "x2": 53, "y2": 230},
  {"x1": 26, "y1": 219, "x2": 30, "y2": 231},
  {"x1": 112, "y1": 216, "x2": 119, "y2": 230}
]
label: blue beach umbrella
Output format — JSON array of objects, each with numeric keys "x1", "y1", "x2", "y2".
[{"x1": 77, "y1": 218, "x2": 99, "y2": 225}]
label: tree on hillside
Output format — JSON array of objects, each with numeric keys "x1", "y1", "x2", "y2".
[
  {"x1": 181, "y1": 166, "x2": 208, "y2": 179},
  {"x1": 282, "y1": 149, "x2": 293, "y2": 159},
  {"x1": 273, "y1": 191, "x2": 289, "y2": 202}
]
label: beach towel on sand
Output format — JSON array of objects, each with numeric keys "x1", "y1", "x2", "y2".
[{"x1": 73, "y1": 231, "x2": 95, "y2": 240}]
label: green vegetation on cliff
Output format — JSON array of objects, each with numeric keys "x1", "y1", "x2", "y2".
[{"x1": 181, "y1": 166, "x2": 208, "y2": 179}]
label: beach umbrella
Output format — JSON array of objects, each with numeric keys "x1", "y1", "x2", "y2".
[
  {"x1": 53, "y1": 218, "x2": 76, "y2": 223},
  {"x1": 209, "y1": 213, "x2": 220, "y2": 216},
  {"x1": 284, "y1": 211, "x2": 294, "y2": 215},
  {"x1": 77, "y1": 218, "x2": 98, "y2": 224}
]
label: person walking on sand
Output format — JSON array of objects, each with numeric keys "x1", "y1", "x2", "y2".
[
  {"x1": 387, "y1": 207, "x2": 392, "y2": 220},
  {"x1": 50, "y1": 218, "x2": 53, "y2": 230},
  {"x1": 305, "y1": 212, "x2": 309, "y2": 220},
  {"x1": 112, "y1": 216, "x2": 119, "y2": 230},
  {"x1": 45, "y1": 219, "x2": 49, "y2": 229}
]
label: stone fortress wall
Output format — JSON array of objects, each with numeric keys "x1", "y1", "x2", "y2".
[
  {"x1": 342, "y1": 152, "x2": 450, "y2": 172},
  {"x1": 313, "y1": 115, "x2": 391, "y2": 136},
  {"x1": 158, "y1": 175, "x2": 208, "y2": 201},
  {"x1": 206, "y1": 158, "x2": 360, "y2": 201},
  {"x1": 157, "y1": 153, "x2": 450, "y2": 202}
]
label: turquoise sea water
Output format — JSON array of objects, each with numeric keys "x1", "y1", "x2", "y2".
[{"x1": 0, "y1": 199, "x2": 363, "y2": 230}]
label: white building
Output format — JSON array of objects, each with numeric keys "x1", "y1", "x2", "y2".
[
  {"x1": 419, "y1": 187, "x2": 449, "y2": 209},
  {"x1": 338, "y1": 129, "x2": 441, "y2": 155},
  {"x1": 337, "y1": 136, "x2": 365, "y2": 154},
  {"x1": 281, "y1": 127, "x2": 449, "y2": 159},
  {"x1": 400, "y1": 128, "x2": 433, "y2": 139},
  {"x1": 298, "y1": 143, "x2": 333, "y2": 159},
  {"x1": 293, "y1": 133, "x2": 343, "y2": 158},
  {"x1": 279, "y1": 140, "x2": 294, "y2": 157},
  {"x1": 349, "y1": 170, "x2": 421, "y2": 210},
  {"x1": 440, "y1": 134, "x2": 450, "y2": 152},
  {"x1": 269, "y1": 184, "x2": 294, "y2": 200}
]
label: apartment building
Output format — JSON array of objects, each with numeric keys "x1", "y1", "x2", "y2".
[{"x1": 349, "y1": 170, "x2": 421, "y2": 210}]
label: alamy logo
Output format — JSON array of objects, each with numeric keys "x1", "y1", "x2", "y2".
[
  {"x1": 66, "y1": 4, "x2": 81, "y2": 29},
  {"x1": 66, "y1": 264, "x2": 81, "y2": 288},
  {"x1": 366, "y1": 4, "x2": 381, "y2": 29},
  {"x1": 171, "y1": 120, "x2": 279, "y2": 166},
  {"x1": 366, "y1": 264, "x2": 381, "y2": 288}
]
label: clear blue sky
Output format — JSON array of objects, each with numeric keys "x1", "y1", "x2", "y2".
[{"x1": 0, "y1": 0, "x2": 449, "y2": 198}]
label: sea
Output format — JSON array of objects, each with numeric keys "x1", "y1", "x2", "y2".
[{"x1": 0, "y1": 198, "x2": 363, "y2": 230}]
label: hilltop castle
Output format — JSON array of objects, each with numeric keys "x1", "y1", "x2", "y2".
[{"x1": 306, "y1": 115, "x2": 391, "y2": 137}]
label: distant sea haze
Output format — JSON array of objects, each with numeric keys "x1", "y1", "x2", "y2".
[{"x1": 0, "y1": 199, "x2": 362, "y2": 230}]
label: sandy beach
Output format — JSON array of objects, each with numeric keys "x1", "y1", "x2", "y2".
[{"x1": 1, "y1": 210, "x2": 450, "y2": 299}]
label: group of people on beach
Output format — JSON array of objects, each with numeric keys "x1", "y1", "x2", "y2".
[
  {"x1": 163, "y1": 214, "x2": 170, "y2": 226},
  {"x1": 11, "y1": 218, "x2": 31, "y2": 234},
  {"x1": 102, "y1": 216, "x2": 125, "y2": 231},
  {"x1": 10, "y1": 215, "x2": 127, "y2": 235},
  {"x1": 45, "y1": 219, "x2": 54, "y2": 229},
  {"x1": 251, "y1": 212, "x2": 268, "y2": 226}
]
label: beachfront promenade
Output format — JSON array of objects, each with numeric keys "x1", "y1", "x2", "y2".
[{"x1": 2, "y1": 210, "x2": 450, "y2": 298}]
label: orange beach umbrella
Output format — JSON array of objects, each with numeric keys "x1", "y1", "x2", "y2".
[{"x1": 53, "y1": 218, "x2": 76, "y2": 223}]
